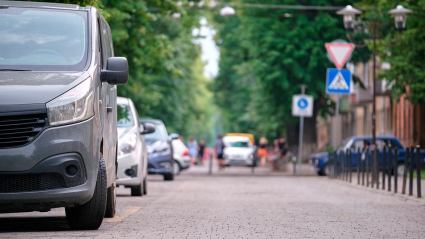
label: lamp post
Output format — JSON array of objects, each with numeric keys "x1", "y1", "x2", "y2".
[{"x1": 336, "y1": 4, "x2": 412, "y2": 187}]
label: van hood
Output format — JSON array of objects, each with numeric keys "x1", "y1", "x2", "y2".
[{"x1": 0, "y1": 71, "x2": 89, "y2": 105}]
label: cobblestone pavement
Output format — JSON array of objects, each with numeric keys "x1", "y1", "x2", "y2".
[{"x1": 0, "y1": 164, "x2": 424, "y2": 238}]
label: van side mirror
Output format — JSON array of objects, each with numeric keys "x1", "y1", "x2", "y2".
[
  {"x1": 170, "y1": 133, "x2": 179, "y2": 140},
  {"x1": 141, "y1": 122, "x2": 155, "y2": 135},
  {"x1": 101, "y1": 57, "x2": 128, "y2": 85}
]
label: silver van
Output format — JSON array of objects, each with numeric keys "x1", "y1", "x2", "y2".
[{"x1": 0, "y1": 1, "x2": 128, "y2": 230}]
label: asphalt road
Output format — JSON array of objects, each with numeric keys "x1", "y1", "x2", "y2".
[{"x1": 1, "y1": 164, "x2": 424, "y2": 238}]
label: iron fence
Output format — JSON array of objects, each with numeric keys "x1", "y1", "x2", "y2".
[{"x1": 328, "y1": 146, "x2": 422, "y2": 198}]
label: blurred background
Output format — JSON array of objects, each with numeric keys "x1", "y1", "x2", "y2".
[{"x1": 27, "y1": 0, "x2": 425, "y2": 156}]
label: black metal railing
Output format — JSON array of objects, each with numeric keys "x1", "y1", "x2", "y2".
[{"x1": 328, "y1": 146, "x2": 423, "y2": 198}]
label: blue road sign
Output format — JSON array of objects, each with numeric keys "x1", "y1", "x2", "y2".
[
  {"x1": 326, "y1": 68, "x2": 351, "y2": 94},
  {"x1": 297, "y1": 98, "x2": 308, "y2": 109}
]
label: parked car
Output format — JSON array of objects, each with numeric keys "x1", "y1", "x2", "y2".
[
  {"x1": 0, "y1": 1, "x2": 128, "y2": 230},
  {"x1": 223, "y1": 136, "x2": 255, "y2": 166},
  {"x1": 116, "y1": 97, "x2": 155, "y2": 196},
  {"x1": 310, "y1": 136, "x2": 425, "y2": 176},
  {"x1": 140, "y1": 119, "x2": 176, "y2": 181},
  {"x1": 171, "y1": 134, "x2": 191, "y2": 175}
]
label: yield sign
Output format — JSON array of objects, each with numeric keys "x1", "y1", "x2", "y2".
[{"x1": 325, "y1": 43, "x2": 355, "y2": 69}]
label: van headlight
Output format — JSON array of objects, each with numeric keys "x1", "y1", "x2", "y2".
[
  {"x1": 47, "y1": 78, "x2": 94, "y2": 126},
  {"x1": 118, "y1": 133, "x2": 138, "y2": 156}
]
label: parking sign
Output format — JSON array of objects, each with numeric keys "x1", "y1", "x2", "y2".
[{"x1": 292, "y1": 94, "x2": 313, "y2": 117}]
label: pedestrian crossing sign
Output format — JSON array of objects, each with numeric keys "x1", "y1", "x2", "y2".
[{"x1": 326, "y1": 68, "x2": 351, "y2": 95}]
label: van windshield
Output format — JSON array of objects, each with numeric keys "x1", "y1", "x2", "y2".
[{"x1": 0, "y1": 7, "x2": 88, "y2": 71}]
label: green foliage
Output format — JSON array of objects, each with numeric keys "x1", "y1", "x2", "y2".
[
  {"x1": 212, "y1": 0, "x2": 368, "y2": 143},
  {"x1": 26, "y1": 0, "x2": 214, "y2": 139},
  {"x1": 360, "y1": 0, "x2": 425, "y2": 104}
]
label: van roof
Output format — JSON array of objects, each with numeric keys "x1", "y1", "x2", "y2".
[{"x1": 0, "y1": 1, "x2": 88, "y2": 10}]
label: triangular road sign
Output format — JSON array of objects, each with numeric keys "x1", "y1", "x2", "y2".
[
  {"x1": 329, "y1": 71, "x2": 349, "y2": 90},
  {"x1": 325, "y1": 43, "x2": 355, "y2": 69}
]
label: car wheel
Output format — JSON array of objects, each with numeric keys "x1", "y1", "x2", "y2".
[
  {"x1": 164, "y1": 172, "x2": 174, "y2": 181},
  {"x1": 104, "y1": 182, "x2": 116, "y2": 218},
  {"x1": 173, "y1": 161, "x2": 181, "y2": 175},
  {"x1": 66, "y1": 157, "x2": 107, "y2": 230},
  {"x1": 397, "y1": 164, "x2": 405, "y2": 176},
  {"x1": 143, "y1": 177, "x2": 147, "y2": 195},
  {"x1": 131, "y1": 183, "x2": 143, "y2": 197}
]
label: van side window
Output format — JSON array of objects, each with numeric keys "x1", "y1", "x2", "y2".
[
  {"x1": 97, "y1": 18, "x2": 104, "y2": 69},
  {"x1": 100, "y1": 17, "x2": 112, "y2": 61}
]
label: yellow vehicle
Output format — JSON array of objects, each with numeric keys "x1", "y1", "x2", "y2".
[{"x1": 225, "y1": 133, "x2": 255, "y2": 145}]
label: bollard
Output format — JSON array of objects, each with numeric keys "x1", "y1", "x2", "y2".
[
  {"x1": 388, "y1": 148, "x2": 392, "y2": 192},
  {"x1": 382, "y1": 146, "x2": 386, "y2": 190},
  {"x1": 402, "y1": 147, "x2": 409, "y2": 194},
  {"x1": 394, "y1": 148, "x2": 398, "y2": 193},
  {"x1": 333, "y1": 151, "x2": 337, "y2": 178},
  {"x1": 357, "y1": 148, "x2": 360, "y2": 185},
  {"x1": 375, "y1": 148, "x2": 379, "y2": 189},
  {"x1": 339, "y1": 151, "x2": 345, "y2": 181},
  {"x1": 366, "y1": 149, "x2": 370, "y2": 187},
  {"x1": 208, "y1": 153, "x2": 213, "y2": 175},
  {"x1": 409, "y1": 146, "x2": 414, "y2": 196},
  {"x1": 416, "y1": 146, "x2": 421, "y2": 198},
  {"x1": 362, "y1": 150, "x2": 365, "y2": 186},
  {"x1": 349, "y1": 150, "x2": 352, "y2": 183}
]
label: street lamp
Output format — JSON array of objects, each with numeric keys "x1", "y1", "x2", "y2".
[
  {"x1": 336, "y1": 5, "x2": 362, "y2": 31},
  {"x1": 336, "y1": 4, "x2": 412, "y2": 188},
  {"x1": 388, "y1": 5, "x2": 413, "y2": 32}
]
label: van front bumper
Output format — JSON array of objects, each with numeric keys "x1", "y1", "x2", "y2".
[{"x1": 0, "y1": 118, "x2": 98, "y2": 212}]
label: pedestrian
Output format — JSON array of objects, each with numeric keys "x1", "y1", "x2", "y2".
[
  {"x1": 258, "y1": 137, "x2": 268, "y2": 167},
  {"x1": 267, "y1": 139, "x2": 280, "y2": 170},
  {"x1": 187, "y1": 136, "x2": 198, "y2": 165},
  {"x1": 215, "y1": 135, "x2": 225, "y2": 170},
  {"x1": 179, "y1": 135, "x2": 184, "y2": 143},
  {"x1": 198, "y1": 139, "x2": 206, "y2": 165},
  {"x1": 278, "y1": 135, "x2": 288, "y2": 159}
]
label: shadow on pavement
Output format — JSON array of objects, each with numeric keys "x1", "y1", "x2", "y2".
[{"x1": 0, "y1": 216, "x2": 70, "y2": 232}]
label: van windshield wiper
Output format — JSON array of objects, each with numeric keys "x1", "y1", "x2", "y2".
[{"x1": 0, "y1": 69, "x2": 32, "y2": 71}]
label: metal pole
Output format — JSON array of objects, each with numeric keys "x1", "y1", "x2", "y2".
[
  {"x1": 334, "y1": 95, "x2": 340, "y2": 149},
  {"x1": 297, "y1": 85, "x2": 306, "y2": 174},
  {"x1": 372, "y1": 18, "x2": 378, "y2": 186},
  {"x1": 416, "y1": 145, "x2": 421, "y2": 198}
]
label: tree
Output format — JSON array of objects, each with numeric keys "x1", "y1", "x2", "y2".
[
  {"x1": 212, "y1": 0, "x2": 367, "y2": 149},
  {"x1": 30, "y1": 0, "x2": 214, "y2": 138},
  {"x1": 360, "y1": 0, "x2": 425, "y2": 104}
]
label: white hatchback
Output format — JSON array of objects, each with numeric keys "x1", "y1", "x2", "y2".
[
  {"x1": 223, "y1": 136, "x2": 255, "y2": 166},
  {"x1": 116, "y1": 97, "x2": 154, "y2": 196},
  {"x1": 171, "y1": 137, "x2": 191, "y2": 175}
]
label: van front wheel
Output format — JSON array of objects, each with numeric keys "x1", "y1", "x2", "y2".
[{"x1": 66, "y1": 158, "x2": 107, "y2": 230}]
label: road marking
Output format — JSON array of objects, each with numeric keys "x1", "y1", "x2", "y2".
[{"x1": 104, "y1": 206, "x2": 141, "y2": 223}]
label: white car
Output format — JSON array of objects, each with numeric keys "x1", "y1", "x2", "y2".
[
  {"x1": 171, "y1": 136, "x2": 191, "y2": 175},
  {"x1": 223, "y1": 136, "x2": 255, "y2": 166},
  {"x1": 116, "y1": 97, "x2": 155, "y2": 196}
]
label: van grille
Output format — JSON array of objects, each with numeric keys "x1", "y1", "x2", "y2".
[
  {"x1": 0, "y1": 113, "x2": 48, "y2": 148},
  {"x1": 0, "y1": 173, "x2": 66, "y2": 193}
]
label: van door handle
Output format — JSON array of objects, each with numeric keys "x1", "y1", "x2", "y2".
[{"x1": 106, "y1": 107, "x2": 113, "y2": 113}]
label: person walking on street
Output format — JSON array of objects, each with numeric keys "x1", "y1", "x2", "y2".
[
  {"x1": 215, "y1": 135, "x2": 225, "y2": 170},
  {"x1": 258, "y1": 137, "x2": 268, "y2": 167},
  {"x1": 187, "y1": 136, "x2": 198, "y2": 165},
  {"x1": 198, "y1": 139, "x2": 206, "y2": 165}
]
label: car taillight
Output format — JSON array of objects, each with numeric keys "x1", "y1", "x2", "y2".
[{"x1": 183, "y1": 149, "x2": 189, "y2": 156}]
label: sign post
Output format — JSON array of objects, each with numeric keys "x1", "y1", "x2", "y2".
[
  {"x1": 325, "y1": 41, "x2": 354, "y2": 148},
  {"x1": 292, "y1": 86, "x2": 313, "y2": 174}
]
